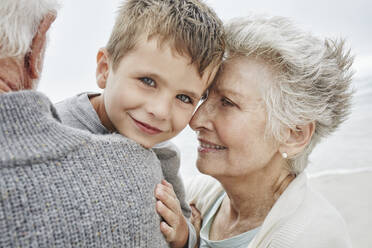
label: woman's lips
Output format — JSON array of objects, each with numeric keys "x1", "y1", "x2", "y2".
[
  {"x1": 131, "y1": 116, "x2": 162, "y2": 135},
  {"x1": 198, "y1": 138, "x2": 227, "y2": 153}
]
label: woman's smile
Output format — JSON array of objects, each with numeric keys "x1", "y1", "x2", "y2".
[{"x1": 197, "y1": 138, "x2": 227, "y2": 153}]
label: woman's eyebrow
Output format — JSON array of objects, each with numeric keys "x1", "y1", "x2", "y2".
[{"x1": 216, "y1": 86, "x2": 245, "y2": 99}]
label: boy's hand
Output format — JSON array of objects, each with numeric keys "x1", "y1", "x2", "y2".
[{"x1": 155, "y1": 180, "x2": 189, "y2": 248}]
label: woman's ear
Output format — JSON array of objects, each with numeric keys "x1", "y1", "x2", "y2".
[
  {"x1": 279, "y1": 122, "x2": 315, "y2": 158},
  {"x1": 96, "y1": 48, "x2": 110, "y2": 89}
]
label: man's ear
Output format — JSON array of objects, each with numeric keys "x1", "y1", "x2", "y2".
[
  {"x1": 279, "y1": 122, "x2": 315, "y2": 158},
  {"x1": 26, "y1": 12, "x2": 56, "y2": 80},
  {"x1": 96, "y1": 48, "x2": 110, "y2": 89}
]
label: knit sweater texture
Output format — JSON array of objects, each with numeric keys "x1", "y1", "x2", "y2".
[
  {"x1": 55, "y1": 92, "x2": 191, "y2": 218},
  {"x1": 0, "y1": 91, "x2": 168, "y2": 247}
]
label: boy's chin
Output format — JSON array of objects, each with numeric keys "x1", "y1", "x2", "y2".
[
  {"x1": 139, "y1": 142, "x2": 153, "y2": 149},
  {"x1": 124, "y1": 133, "x2": 170, "y2": 149},
  {"x1": 138, "y1": 139, "x2": 171, "y2": 149},
  {"x1": 132, "y1": 138, "x2": 157, "y2": 149}
]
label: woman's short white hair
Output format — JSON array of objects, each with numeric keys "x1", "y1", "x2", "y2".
[
  {"x1": 224, "y1": 14, "x2": 354, "y2": 175},
  {"x1": 0, "y1": 0, "x2": 59, "y2": 59}
]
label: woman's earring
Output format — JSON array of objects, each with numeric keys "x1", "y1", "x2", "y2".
[{"x1": 282, "y1": 152, "x2": 288, "y2": 159}]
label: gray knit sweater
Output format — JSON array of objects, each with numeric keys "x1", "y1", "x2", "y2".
[
  {"x1": 0, "y1": 91, "x2": 168, "y2": 247},
  {"x1": 55, "y1": 93, "x2": 191, "y2": 218}
]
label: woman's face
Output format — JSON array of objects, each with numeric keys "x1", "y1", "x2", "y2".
[{"x1": 190, "y1": 56, "x2": 280, "y2": 179}]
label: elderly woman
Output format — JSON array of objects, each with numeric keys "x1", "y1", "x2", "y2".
[{"x1": 183, "y1": 15, "x2": 354, "y2": 248}]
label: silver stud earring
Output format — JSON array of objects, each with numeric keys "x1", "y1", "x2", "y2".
[{"x1": 282, "y1": 152, "x2": 288, "y2": 159}]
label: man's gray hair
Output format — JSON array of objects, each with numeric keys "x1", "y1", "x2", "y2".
[
  {"x1": 224, "y1": 14, "x2": 354, "y2": 174},
  {"x1": 0, "y1": 0, "x2": 59, "y2": 59}
]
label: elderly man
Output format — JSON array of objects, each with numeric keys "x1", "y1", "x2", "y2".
[{"x1": 0, "y1": 1, "x2": 167, "y2": 247}]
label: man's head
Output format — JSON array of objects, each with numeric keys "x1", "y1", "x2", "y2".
[
  {"x1": 93, "y1": 0, "x2": 225, "y2": 148},
  {"x1": 0, "y1": 0, "x2": 59, "y2": 92}
]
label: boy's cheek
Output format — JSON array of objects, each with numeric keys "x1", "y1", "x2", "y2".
[{"x1": 172, "y1": 114, "x2": 192, "y2": 134}]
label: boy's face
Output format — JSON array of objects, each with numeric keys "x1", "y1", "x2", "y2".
[{"x1": 95, "y1": 37, "x2": 216, "y2": 148}]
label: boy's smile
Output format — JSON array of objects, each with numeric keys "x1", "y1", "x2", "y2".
[
  {"x1": 130, "y1": 114, "x2": 163, "y2": 135},
  {"x1": 92, "y1": 36, "x2": 216, "y2": 148}
]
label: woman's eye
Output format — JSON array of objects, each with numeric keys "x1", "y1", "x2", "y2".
[
  {"x1": 177, "y1": 94, "x2": 193, "y2": 104},
  {"x1": 221, "y1": 97, "x2": 234, "y2": 107},
  {"x1": 139, "y1": 77, "x2": 156, "y2": 87}
]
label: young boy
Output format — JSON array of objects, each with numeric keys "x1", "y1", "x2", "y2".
[{"x1": 56, "y1": 0, "x2": 224, "y2": 247}]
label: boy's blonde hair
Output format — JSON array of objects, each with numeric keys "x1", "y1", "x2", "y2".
[{"x1": 106, "y1": 0, "x2": 225, "y2": 75}]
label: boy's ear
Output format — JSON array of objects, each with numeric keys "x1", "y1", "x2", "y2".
[
  {"x1": 26, "y1": 12, "x2": 56, "y2": 83},
  {"x1": 279, "y1": 122, "x2": 315, "y2": 158},
  {"x1": 96, "y1": 48, "x2": 110, "y2": 89}
]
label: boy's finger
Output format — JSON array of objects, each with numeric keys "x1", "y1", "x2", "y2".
[
  {"x1": 155, "y1": 186, "x2": 180, "y2": 212},
  {"x1": 160, "y1": 221, "x2": 175, "y2": 242},
  {"x1": 162, "y1": 179, "x2": 174, "y2": 189},
  {"x1": 158, "y1": 182, "x2": 177, "y2": 198},
  {"x1": 156, "y1": 200, "x2": 178, "y2": 226}
]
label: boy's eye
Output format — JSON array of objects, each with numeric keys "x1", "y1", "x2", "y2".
[
  {"x1": 221, "y1": 97, "x2": 234, "y2": 107},
  {"x1": 139, "y1": 77, "x2": 156, "y2": 87},
  {"x1": 176, "y1": 94, "x2": 193, "y2": 104}
]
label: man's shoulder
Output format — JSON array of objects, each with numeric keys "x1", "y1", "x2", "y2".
[{"x1": 83, "y1": 133, "x2": 160, "y2": 162}]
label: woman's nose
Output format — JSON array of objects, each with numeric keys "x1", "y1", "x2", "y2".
[{"x1": 190, "y1": 99, "x2": 214, "y2": 131}]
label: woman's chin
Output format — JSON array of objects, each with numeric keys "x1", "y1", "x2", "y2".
[{"x1": 196, "y1": 159, "x2": 217, "y2": 176}]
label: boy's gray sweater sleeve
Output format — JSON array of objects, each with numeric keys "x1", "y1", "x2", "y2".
[
  {"x1": 152, "y1": 141, "x2": 191, "y2": 218},
  {"x1": 153, "y1": 142, "x2": 198, "y2": 247}
]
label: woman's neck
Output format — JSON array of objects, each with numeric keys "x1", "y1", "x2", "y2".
[{"x1": 210, "y1": 157, "x2": 295, "y2": 240}]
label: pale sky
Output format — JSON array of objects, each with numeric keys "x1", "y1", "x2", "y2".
[{"x1": 40, "y1": 0, "x2": 372, "y2": 102}]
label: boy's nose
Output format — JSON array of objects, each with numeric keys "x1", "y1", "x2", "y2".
[{"x1": 147, "y1": 95, "x2": 172, "y2": 120}]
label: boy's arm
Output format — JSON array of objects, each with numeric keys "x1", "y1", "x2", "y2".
[{"x1": 152, "y1": 141, "x2": 191, "y2": 218}]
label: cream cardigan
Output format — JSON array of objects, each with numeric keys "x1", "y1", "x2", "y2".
[{"x1": 186, "y1": 172, "x2": 352, "y2": 248}]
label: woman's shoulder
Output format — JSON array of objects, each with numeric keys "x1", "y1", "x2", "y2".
[
  {"x1": 273, "y1": 195, "x2": 351, "y2": 247},
  {"x1": 269, "y1": 179, "x2": 352, "y2": 247},
  {"x1": 253, "y1": 173, "x2": 352, "y2": 248}
]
